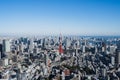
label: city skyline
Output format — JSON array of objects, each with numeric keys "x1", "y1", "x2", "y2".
[{"x1": 0, "y1": 0, "x2": 120, "y2": 35}]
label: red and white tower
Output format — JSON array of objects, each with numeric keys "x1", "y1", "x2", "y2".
[{"x1": 59, "y1": 34, "x2": 63, "y2": 55}]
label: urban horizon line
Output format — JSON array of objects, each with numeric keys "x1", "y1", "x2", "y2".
[{"x1": 1, "y1": 32, "x2": 120, "y2": 37}]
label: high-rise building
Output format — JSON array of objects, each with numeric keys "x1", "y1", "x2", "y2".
[
  {"x1": 0, "y1": 44, "x2": 2, "y2": 59},
  {"x1": 65, "y1": 39, "x2": 71, "y2": 49},
  {"x1": 29, "y1": 39, "x2": 34, "y2": 53},
  {"x1": 111, "y1": 56, "x2": 115, "y2": 66},
  {"x1": 116, "y1": 40, "x2": 120, "y2": 66},
  {"x1": 3, "y1": 40, "x2": 11, "y2": 53},
  {"x1": 116, "y1": 49, "x2": 120, "y2": 66},
  {"x1": 95, "y1": 46, "x2": 98, "y2": 53},
  {"x1": 110, "y1": 45, "x2": 116, "y2": 54},
  {"x1": 102, "y1": 42, "x2": 106, "y2": 52},
  {"x1": 82, "y1": 45, "x2": 86, "y2": 53},
  {"x1": 0, "y1": 52, "x2": 2, "y2": 59},
  {"x1": 4, "y1": 58, "x2": 9, "y2": 66}
]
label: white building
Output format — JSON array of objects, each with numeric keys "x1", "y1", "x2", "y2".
[
  {"x1": 29, "y1": 39, "x2": 34, "y2": 53},
  {"x1": 66, "y1": 39, "x2": 71, "y2": 49},
  {"x1": 82, "y1": 46, "x2": 86, "y2": 53},
  {"x1": 110, "y1": 45, "x2": 116, "y2": 54},
  {"x1": 3, "y1": 39, "x2": 11, "y2": 52},
  {"x1": 111, "y1": 56, "x2": 115, "y2": 65},
  {"x1": 4, "y1": 58, "x2": 9, "y2": 66}
]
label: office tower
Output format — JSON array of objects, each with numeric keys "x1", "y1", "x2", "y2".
[
  {"x1": 0, "y1": 44, "x2": 3, "y2": 59},
  {"x1": 117, "y1": 52, "x2": 120, "y2": 64},
  {"x1": 44, "y1": 51, "x2": 51, "y2": 66},
  {"x1": 111, "y1": 56, "x2": 115, "y2": 66},
  {"x1": 42, "y1": 38, "x2": 45, "y2": 48},
  {"x1": 116, "y1": 49, "x2": 120, "y2": 66},
  {"x1": 39, "y1": 39, "x2": 43, "y2": 46},
  {"x1": 84, "y1": 39, "x2": 87, "y2": 46},
  {"x1": 77, "y1": 40, "x2": 80, "y2": 47},
  {"x1": 20, "y1": 42, "x2": 24, "y2": 53},
  {"x1": 4, "y1": 58, "x2": 9, "y2": 66},
  {"x1": 102, "y1": 42, "x2": 106, "y2": 52},
  {"x1": 82, "y1": 45, "x2": 86, "y2": 53},
  {"x1": 3, "y1": 39, "x2": 11, "y2": 52},
  {"x1": 101, "y1": 67, "x2": 107, "y2": 77},
  {"x1": 102, "y1": 47, "x2": 105, "y2": 52},
  {"x1": 110, "y1": 45, "x2": 116, "y2": 54},
  {"x1": 29, "y1": 39, "x2": 34, "y2": 53},
  {"x1": 0, "y1": 44, "x2": 2, "y2": 53},
  {"x1": 65, "y1": 39, "x2": 71, "y2": 49},
  {"x1": 0, "y1": 52, "x2": 1, "y2": 59},
  {"x1": 62, "y1": 71, "x2": 65, "y2": 80},
  {"x1": 95, "y1": 46, "x2": 98, "y2": 53},
  {"x1": 76, "y1": 44, "x2": 78, "y2": 56},
  {"x1": 116, "y1": 40, "x2": 120, "y2": 65}
]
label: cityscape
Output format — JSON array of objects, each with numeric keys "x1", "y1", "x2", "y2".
[
  {"x1": 0, "y1": 0, "x2": 120, "y2": 80},
  {"x1": 0, "y1": 35, "x2": 120, "y2": 80}
]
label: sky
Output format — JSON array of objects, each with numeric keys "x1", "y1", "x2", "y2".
[{"x1": 0, "y1": 0, "x2": 120, "y2": 36}]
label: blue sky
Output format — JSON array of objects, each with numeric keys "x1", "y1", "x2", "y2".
[{"x1": 0, "y1": 0, "x2": 120, "y2": 35}]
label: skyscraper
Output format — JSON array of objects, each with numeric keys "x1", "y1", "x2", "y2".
[
  {"x1": 116, "y1": 49, "x2": 120, "y2": 66},
  {"x1": 116, "y1": 40, "x2": 120, "y2": 66},
  {"x1": 3, "y1": 39, "x2": 11, "y2": 53},
  {"x1": 29, "y1": 39, "x2": 34, "y2": 53},
  {"x1": 110, "y1": 45, "x2": 116, "y2": 54},
  {"x1": 0, "y1": 44, "x2": 3, "y2": 59}
]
